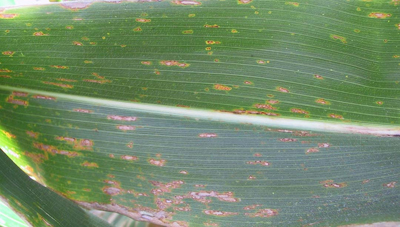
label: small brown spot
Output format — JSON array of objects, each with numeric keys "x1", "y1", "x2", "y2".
[
  {"x1": 83, "y1": 79, "x2": 111, "y2": 84},
  {"x1": 320, "y1": 180, "x2": 347, "y2": 188},
  {"x1": 56, "y1": 78, "x2": 77, "y2": 82},
  {"x1": 292, "y1": 130, "x2": 319, "y2": 137},
  {"x1": 109, "y1": 154, "x2": 115, "y2": 158},
  {"x1": 73, "y1": 41, "x2": 83, "y2": 46},
  {"x1": 126, "y1": 142, "x2": 134, "y2": 148},
  {"x1": 238, "y1": 0, "x2": 252, "y2": 4},
  {"x1": 2, "y1": 51, "x2": 14, "y2": 56},
  {"x1": 117, "y1": 125, "x2": 135, "y2": 131},
  {"x1": 26, "y1": 131, "x2": 39, "y2": 138},
  {"x1": 246, "y1": 160, "x2": 270, "y2": 166},
  {"x1": 32, "y1": 95, "x2": 56, "y2": 100},
  {"x1": 318, "y1": 143, "x2": 330, "y2": 148},
  {"x1": 306, "y1": 148, "x2": 319, "y2": 154},
  {"x1": 213, "y1": 84, "x2": 232, "y2": 91},
  {"x1": 244, "y1": 81, "x2": 253, "y2": 85},
  {"x1": 396, "y1": 23, "x2": 400, "y2": 30},
  {"x1": 73, "y1": 108, "x2": 92, "y2": 113},
  {"x1": 156, "y1": 198, "x2": 174, "y2": 210},
  {"x1": 6, "y1": 96, "x2": 28, "y2": 106},
  {"x1": 12, "y1": 91, "x2": 28, "y2": 97},
  {"x1": 65, "y1": 25, "x2": 74, "y2": 29},
  {"x1": 103, "y1": 186, "x2": 121, "y2": 195},
  {"x1": 376, "y1": 101, "x2": 383, "y2": 105},
  {"x1": 43, "y1": 81, "x2": 73, "y2": 88},
  {"x1": 279, "y1": 138, "x2": 297, "y2": 142},
  {"x1": 313, "y1": 74, "x2": 323, "y2": 79},
  {"x1": 121, "y1": 155, "x2": 138, "y2": 161},
  {"x1": 330, "y1": 34, "x2": 347, "y2": 44},
  {"x1": 50, "y1": 65, "x2": 69, "y2": 69},
  {"x1": 24, "y1": 152, "x2": 46, "y2": 163},
  {"x1": 328, "y1": 114, "x2": 344, "y2": 119},
  {"x1": 0, "y1": 69, "x2": 12, "y2": 72},
  {"x1": 91, "y1": 72, "x2": 105, "y2": 79},
  {"x1": 179, "y1": 170, "x2": 188, "y2": 174},
  {"x1": 107, "y1": 115, "x2": 137, "y2": 121},
  {"x1": 81, "y1": 161, "x2": 98, "y2": 168},
  {"x1": 0, "y1": 75, "x2": 11, "y2": 78},
  {"x1": 198, "y1": 133, "x2": 217, "y2": 138},
  {"x1": 243, "y1": 204, "x2": 262, "y2": 210},
  {"x1": 245, "y1": 208, "x2": 278, "y2": 218},
  {"x1": 34, "y1": 142, "x2": 79, "y2": 157},
  {"x1": 133, "y1": 26, "x2": 142, "y2": 32},
  {"x1": 276, "y1": 86, "x2": 289, "y2": 93},
  {"x1": 172, "y1": 0, "x2": 201, "y2": 5},
  {"x1": 139, "y1": 61, "x2": 151, "y2": 66},
  {"x1": 257, "y1": 60, "x2": 269, "y2": 64},
  {"x1": 231, "y1": 29, "x2": 238, "y2": 33},
  {"x1": 383, "y1": 181, "x2": 396, "y2": 188},
  {"x1": 248, "y1": 175, "x2": 256, "y2": 180},
  {"x1": 205, "y1": 40, "x2": 221, "y2": 45},
  {"x1": 160, "y1": 60, "x2": 190, "y2": 68},
  {"x1": 33, "y1": 67, "x2": 45, "y2": 71},
  {"x1": 315, "y1": 98, "x2": 330, "y2": 105},
  {"x1": 362, "y1": 179, "x2": 370, "y2": 184},
  {"x1": 255, "y1": 104, "x2": 276, "y2": 110},
  {"x1": 188, "y1": 191, "x2": 240, "y2": 203},
  {"x1": 254, "y1": 153, "x2": 262, "y2": 157},
  {"x1": 0, "y1": 14, "x2": 19, "y2": 19},
  {"x1": 174, "y1": 206, "x2": 191, "y2": 212},
  {"x1": 368, "y1": 12, "x2": 391, "y2": 19},
  {"x1": 70, "y1": 139, "x2": 93, "y2": 151},
  {"x1": 204, "y1": 24, "x2": 219, "y2": 28},
  {"x1": 149, "y1": 159, "x2": 166, "y2": 166},
  {"x1": 33, "y1": 31, "x2": 48, "y2": 36},
  {"x1": 267, "y1": 100, "x2": 279, "y2": 104},
  {"x1": 195, "y1": 184, "x2": 206, "y2": 188},
  {"x1": 204, "y1": 210, "x2": 238, "y2": 216},
  {"x1": 150, "y1": 180, "x2": 183, "y2": 195},
  {"x1": 285, "y1": 2, "x2": 299, "y2": 7},
  {"x1": 83, "y1": 188, "x2": 91, "y2": 192},
  {"x1": 2, "y1": 130, "x2": 16, "y2": 139},
  {"x1": 291, "y1": 108, "x2": 309, "y2": 115},
  {"x1": 135, "y1": 18, "x2": 151, "y2": 23}
]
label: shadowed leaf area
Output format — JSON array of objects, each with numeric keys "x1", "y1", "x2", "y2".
[{"x1": 0, "y1": 0, "x2": 399, "y2": 226}]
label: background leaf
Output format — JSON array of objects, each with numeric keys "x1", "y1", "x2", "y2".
[
  {"x1": 0, "y1": 200, "x2": 28, "y2": 227},
  {"x1": 0, "y1": 148, "x2": 112, "y2": 227},
  {"x1": 0, "y1": 0, "x2": 399, "y2": 226}
]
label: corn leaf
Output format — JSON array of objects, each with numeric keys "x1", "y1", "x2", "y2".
[{"x1": 0, "y1": 1, "x2": 399, "y2": 226}]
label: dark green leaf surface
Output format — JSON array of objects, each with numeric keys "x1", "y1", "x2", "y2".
[{"x1": 0, "y1": 1, "x2": 399, "y2": 226}]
